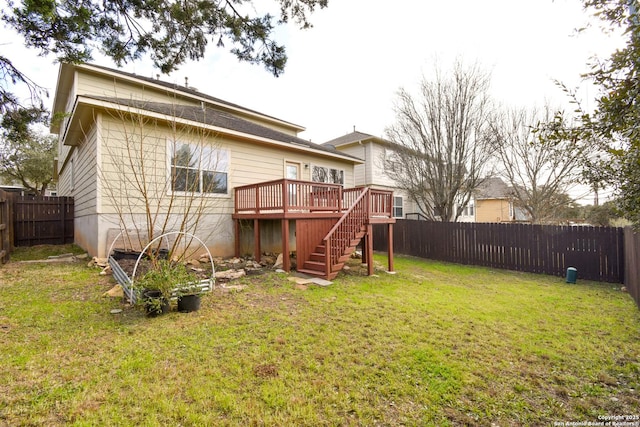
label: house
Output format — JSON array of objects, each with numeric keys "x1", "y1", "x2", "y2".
[
  {"x1": 52, "y1": 63, "x2": 394, "y2": 278},
  {"x1": 323, "y1": 130, "x2": 424, "y2": 220},
  {"x1": 464, "y1": 177, "x2": 529, "y2": 223}
]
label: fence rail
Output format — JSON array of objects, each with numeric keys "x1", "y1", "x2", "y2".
[
  {"x1": 373, "y1": 220, "x2": 625, "y2": 284},
  {"x1": 13, "y1": 195, "x2": 74, "y2": 246}
]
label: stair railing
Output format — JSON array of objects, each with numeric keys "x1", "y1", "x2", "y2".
[{"x1": 322, "y1": 187, "x2": 370, "y2": 276}]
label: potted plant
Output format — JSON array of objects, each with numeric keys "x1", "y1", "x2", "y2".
[
  {"x1": 135, "y1": 260, "x2": 197, "y2": 316},
  {"x1": 175, "y1": 284, "x2": 203, "y2": 313}
]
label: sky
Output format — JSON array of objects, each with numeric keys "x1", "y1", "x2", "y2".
[{"x1": 0, "y1": 0, "x2": 626, "y2": 201}]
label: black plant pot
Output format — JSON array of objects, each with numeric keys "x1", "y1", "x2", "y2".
[
  {"x1": 112, "y1": 249, "x2": 143, "y2": 261},
  {"x1": 142, "y1": 289, "x2": 170, "y2": 317},
  {"x1": 177, "y1": 294, "x2": 201, "y2": 312},
  {"x1": 112, "y1": 248, "x2": 168, "y2": 261}
]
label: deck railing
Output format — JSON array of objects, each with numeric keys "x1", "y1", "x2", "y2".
[
  {"x1": 234, "y1": 178, "x2": 393, "y2": 219},
  {"x1": 323, "y1": 187, "x2": 369, "y2": 275}
]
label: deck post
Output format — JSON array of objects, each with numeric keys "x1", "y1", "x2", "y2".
[
  {"x1": 253, "y1": 219, "x2": 261, "y2": 262},
  {"x1": 361, "y1": 237, "x2": 368, "y2": 264},
  {"x1": 366, "y1": 224, "x2": 374, "y2": 276},
  {"x1": 234, "y1": 219, "x2": 240, "y2": 257},
  {"x1": 282, "y1": 219, "x2": 290, "y2": 272},
  {"x1": 387, "y1": 223, "x2": 394, "y2": 272}
]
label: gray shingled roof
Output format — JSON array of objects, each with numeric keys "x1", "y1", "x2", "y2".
[
  {"x1": 475, "y1": 177, "x2": 514, "y2": 199},
  {"x1": 85, "y1": 96, "x2": 357, "y2": 159},
  {"x1": 323, "y1": 131, "x2": 377, "y2": 148},
  {"x1": 85, "y1": 63, "x2": 301, "y2": 129}
]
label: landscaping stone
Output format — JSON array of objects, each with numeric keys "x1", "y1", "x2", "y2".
[
  {"x1": 274, "y1": 253, "x2": 284, "y2": 269},
  {"x1": 215, "y1": 269, "x2": 246, "y2": 281},
  {"x1": 103, "y1": 285, "x2": 124, "y2": 298}
]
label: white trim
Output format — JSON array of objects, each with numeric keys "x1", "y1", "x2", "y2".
[
  {"x1": 95, "y1": 113, "x2": 102, "y2": 212},
  {"x1": 166, "y1": 138, "x2": 231, "y2": 197},
  {"x1": 392, "y1": 195, "x2": 404, "y2": 219}
]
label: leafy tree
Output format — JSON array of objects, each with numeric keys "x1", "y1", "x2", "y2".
[
  {"x1": 0, "y1": 0, "x2": 327, "y2": 111},
  {"x1": 544, "y1": 0, "x2": 640, "y2": 225},
  {"x1": 582, "y1": 201, "x2": 620, "y2": 226},
  {"x1": 383, "y1": 61, "x2": 495, "y2": 222},
  {"x1": 0, "y1": 108, "x2": 56, "y2": 195}
]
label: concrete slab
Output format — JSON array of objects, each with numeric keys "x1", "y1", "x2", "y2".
[{"x1": 310, "y1": 278, "x2": 332, "y2": 287}]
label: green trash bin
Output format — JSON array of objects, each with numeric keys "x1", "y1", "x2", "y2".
[{"x1": 566, "y1": 267, "x2": 577, "y2": 284}]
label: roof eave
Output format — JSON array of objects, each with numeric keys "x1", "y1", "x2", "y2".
[{"x1": 70, "y1": 96, "x2": 363, "y2": 164}]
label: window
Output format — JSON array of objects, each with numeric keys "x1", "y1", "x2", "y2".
[
  {"x1": 170, "y1": 141, "x2": 228, "y2": 194},
  {"x1": 393, "y1": 196, "x2": 403, "y2": 218},
  {"x1": 462, "y1": 203, "x2": 474, "y2": 216},
  {"x1": 312, "y1": 165, "x2": 344, "y2": 185}
]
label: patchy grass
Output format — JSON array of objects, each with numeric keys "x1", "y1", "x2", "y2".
[
  {"x1": 0, "y1": 251, "x2": 638, "y2": 426},
  {"x1": 9, "y1": 244, "x2": 87, "y2": 261}
]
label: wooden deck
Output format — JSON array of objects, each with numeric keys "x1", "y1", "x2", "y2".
[
  {"x1": 232, "y1": 179, "x2": 395, "y2": 222},
  {"x1": 232, "y1": 179, "x2": 395, "y2": 279}
]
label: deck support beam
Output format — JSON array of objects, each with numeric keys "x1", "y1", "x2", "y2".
[
  {"x1": 366, "y1": 224, "x2": 374, "y2": 276},
  {"x1": 234, "y1": 219, "x2": 240, "y2": 258},
  {"x1": 282, "y1": 219, "x2": 290, "y2": 272},
  {"x1": 253, "y1": 219, "x2": 261, "y2": 262}
]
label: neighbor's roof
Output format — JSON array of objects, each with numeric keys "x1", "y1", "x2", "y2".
[
  {"x1": 83, "y1": 96, "x2": 360, "y2": 161},
  {"x1": 324, "y1": 131, "x2": 379, "y2": 147},
  {"x1": 323, "y1": 130, "x2": 406, "y2": 151},
  {"x1": 475, "y1": 177, "x2": 514, "y2": 199}
]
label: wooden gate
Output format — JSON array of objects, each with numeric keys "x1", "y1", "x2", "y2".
[{"x1": 13, "y1": 195, "x2": 74, "y2": 246}]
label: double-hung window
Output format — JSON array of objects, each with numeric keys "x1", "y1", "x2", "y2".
[
  {"x1": 170, "y1": 141, "x2": 228, "y2": 194},
  {"x1": 393, "y1": 196, "x2": 403, "y2": 218}
]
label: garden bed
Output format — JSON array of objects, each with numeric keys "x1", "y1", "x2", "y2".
[{"x1": 108, "y1": 255, "x2": 213, "y2": 304}]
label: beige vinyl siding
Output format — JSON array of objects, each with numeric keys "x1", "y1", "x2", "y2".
[
  {"x1": 98, "y1": 115, "x2": 230, "y2": 215},
  {"x1": 57, "y1": 77, "x2": 78, "y2": 173},
  {"x1": 333, "y1": 143, "x2": 366, "y2": 186},
  {"x1": 76, "y1": 72, "x2": 199, "y2": 106},
  {"x1": 73, "y1": 122, "x2": 99, "y2": 218},
  {"x1": 370, "y1": 143, "x2": 397, "y2": 188},
  {"x1": 475, "y1": 199, "x2": 511, "y2": 223},
  {"x1": 230, "y1": 141, "x2": 355, "y2": 188},
  {"x1": 97, "y1": 114, "x2": 355, "y2": 216}
]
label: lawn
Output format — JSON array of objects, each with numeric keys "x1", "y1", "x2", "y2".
[{"x1": 0, "y1": 248, "x2": 639, "y2": 426}]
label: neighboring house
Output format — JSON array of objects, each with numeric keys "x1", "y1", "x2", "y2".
[
  {"x1": 468, "y1": 177, "x2": 529, "y2": 223},
  {"x1": 0, "y1": 180, "x2": 57, "y2": 197},
  {"x1": 52, "y1": 63, "x2": 394, "y2": 278},
  {"x1": 323, "y1": 130, "x2": 423, "y2": 220}
]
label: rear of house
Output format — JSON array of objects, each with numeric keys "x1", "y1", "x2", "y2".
[{"x1": 52, "y1": 63, "x2": 363, "y2": 258}]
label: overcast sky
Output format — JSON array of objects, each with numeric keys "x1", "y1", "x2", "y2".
[{"x1": 1, "y1": 0, "x2": 625, "y2": 201}]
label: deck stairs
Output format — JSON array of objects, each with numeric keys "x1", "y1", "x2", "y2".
[{"x1": 297, "y1": 187, "x2": 370, "y2": 280}]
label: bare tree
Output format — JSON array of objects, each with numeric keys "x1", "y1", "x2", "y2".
[
  {"x1": 489, "y1": 106, "x2": 587, "y2": 224},
  {"x1": 97, "y1": 101, "x2": 227, "y2": 260},
  {"x1": 384, "y1": 60, "x2": 495, "y2": 221}
]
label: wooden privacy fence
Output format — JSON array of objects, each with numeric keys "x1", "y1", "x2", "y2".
[
  {"x1": 0, "y1": 189, "x2": 11, "y2": 264},
  {"x1": 373, "y1": 220, "x2": 624, "y2": 284},
  {"x1": 13, "y1": 195, "x2": 74, "y2": 247},
  {"x1": 623, "y1": 227, "x2": 640, "y2": 309}
]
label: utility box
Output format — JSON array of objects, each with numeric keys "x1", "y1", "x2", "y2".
[{"x1": 566, "y1": 267, "x2": 577, "y2": 284}]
